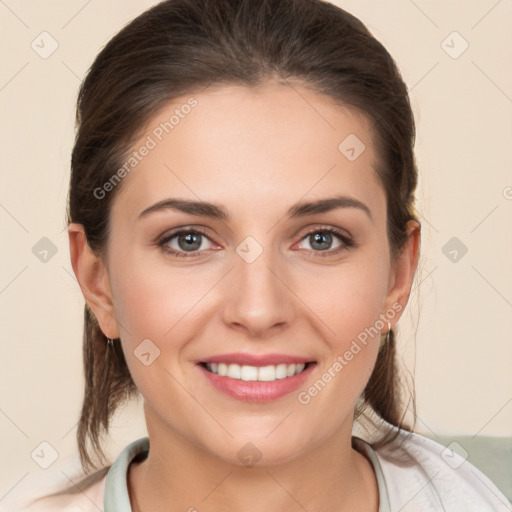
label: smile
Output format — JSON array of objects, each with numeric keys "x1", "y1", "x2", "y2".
[{"x1": 197, "y1": 358, "x2": 317, "y2": 402}]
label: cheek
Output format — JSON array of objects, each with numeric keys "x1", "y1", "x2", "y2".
[
  {"x1": 301, "y1": 250, "x2": 389, "y2": 394},
  {"x1": 108, "y1": 261, "x2": 200, "y2": 406},
  {"x1": 308, "y1": 252, "x2": 389, "y2": 344},
  {"x1": 110, "y1": 251, "x2": 205, "y2": 342},
  {"x1": 108, "y1": 255, "x2": 219, "y2": 388}
]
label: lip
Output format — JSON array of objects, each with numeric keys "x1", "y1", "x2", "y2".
[
  {"x1": 197, "y1": 360, "x2": 317, "y2": 403},
  {"x1": 198, "y1": 352, "x2": 314, "y2": 366}
]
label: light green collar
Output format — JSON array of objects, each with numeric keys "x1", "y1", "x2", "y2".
[{"x1": 104, "y1": 436, "x2": 390, "y2": 511}]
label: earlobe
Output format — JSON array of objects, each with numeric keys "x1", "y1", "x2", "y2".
[
  {"x1": 68, "y1": 223, "x2": 120, "y2": 339},
  {"x1": 381, "y1": 220, "x2": 421, "y2": 327}
]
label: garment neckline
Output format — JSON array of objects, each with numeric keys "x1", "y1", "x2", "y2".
[
  {"x1": 352, "y1": 436, "x2": 391, "y2": 512},
  {"x1": 104, "y1": 437, "x2": 149, "y2": 512},
  {"x1": 104, "y1": 436, "x2": 390, "y2": 512}
]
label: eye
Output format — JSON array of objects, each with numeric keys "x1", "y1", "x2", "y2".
[
  {"x1": 295, "y1": 227, "x2": 354, "y2": 257},
  {"x1": 157, "y1": 228, "x2": 217, "y2": 258},
  {"x1": 157, "y1": 225, "x2": 354, "y2": 259}
]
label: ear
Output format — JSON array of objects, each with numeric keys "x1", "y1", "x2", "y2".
[
  {"x1": 68, "y1": 223, "x2": 120, "y2": 339},
  {"x1": 380, "y1": 220, "x2": 421, "y2": 329}
]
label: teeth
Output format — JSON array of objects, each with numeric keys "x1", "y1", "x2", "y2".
[
  {"x1": 206, "y1": 362, "x2": 307, "y2": 381},
  {"x1": 226, "y1": 364, "x2": 241, "y2": 379}
]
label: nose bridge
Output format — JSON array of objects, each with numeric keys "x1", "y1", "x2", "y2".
[{"x1": 222, "y1": 234, "x2": 293, "y2": 335}]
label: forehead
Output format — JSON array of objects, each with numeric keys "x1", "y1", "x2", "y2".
[{"x1": 111, "y1": 81, "x2": 385, "y2": 224}]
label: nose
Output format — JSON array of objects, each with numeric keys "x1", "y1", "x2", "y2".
[{"x1": 221, "y1": 243, "x2": 295, "y2": 338}]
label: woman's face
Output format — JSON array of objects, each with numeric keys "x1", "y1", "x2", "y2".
[{"x1": 88, "y1": 81, "x2": 416, "y2": 465}]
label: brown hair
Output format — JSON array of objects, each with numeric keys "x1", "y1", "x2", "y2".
[{"x1": 68, "y1": 0, "x2": 419, "y2": 474}]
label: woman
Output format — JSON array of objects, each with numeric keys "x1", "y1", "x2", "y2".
[{"x1": 20, "y1": 0, "x2": 510, "y2": 510}]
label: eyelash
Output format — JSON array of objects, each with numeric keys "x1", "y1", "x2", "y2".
[{"x1": 156, "y1": 226, "x2": 355, "y2": 259}]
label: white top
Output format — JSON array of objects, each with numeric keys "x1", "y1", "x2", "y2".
[{"x1": 9, "y1": 429, "x2": 511, "y2": 512}]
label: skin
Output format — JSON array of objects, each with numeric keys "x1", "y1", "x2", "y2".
[{"x1": 69, "y1": 80, "x2": 420, "y2": 512}]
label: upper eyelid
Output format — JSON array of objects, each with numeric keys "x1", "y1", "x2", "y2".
[{"x1": 158, "y1": 226, "x2": 217, "y2": 245}]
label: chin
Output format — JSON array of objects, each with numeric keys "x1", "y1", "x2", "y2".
[{"x1": 212, "y1": 433, "x2": 312, "y2": 468}]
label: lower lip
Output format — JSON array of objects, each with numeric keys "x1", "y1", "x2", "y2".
[{"x1": 197, "y1": 363, "x2": 316, "y2": 402}]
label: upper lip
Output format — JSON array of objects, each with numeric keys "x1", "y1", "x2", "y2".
[{"x1": 199, "y1": 353, "x2": 315, "y2": 366}]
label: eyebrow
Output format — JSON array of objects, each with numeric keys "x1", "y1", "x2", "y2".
[{"x1": 138, "y1": 194, "x2": 373, "y2": 222}]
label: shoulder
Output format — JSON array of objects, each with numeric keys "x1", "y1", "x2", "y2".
[
  {"x1": 5, "y1": 467, "x2": 108, "y2": 512},
  {"x1": 357, "y1": 428, "x2": 511, "y2": 512},
  {"x1": 7, "y1": 437, "x2": 149, "y2": 512}
]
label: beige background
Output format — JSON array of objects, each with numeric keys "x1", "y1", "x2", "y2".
[{"x1": 1, "y1": 0, "x2": 511, "y2": 506}]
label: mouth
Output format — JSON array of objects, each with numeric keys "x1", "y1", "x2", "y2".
[{"x1": 196, "y1": 356, "x2": 317, "y2": 402}]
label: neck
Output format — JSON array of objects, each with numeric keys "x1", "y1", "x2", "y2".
[{"x1": 128, "y1": 419, "x2": 378, "y2": 512}]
